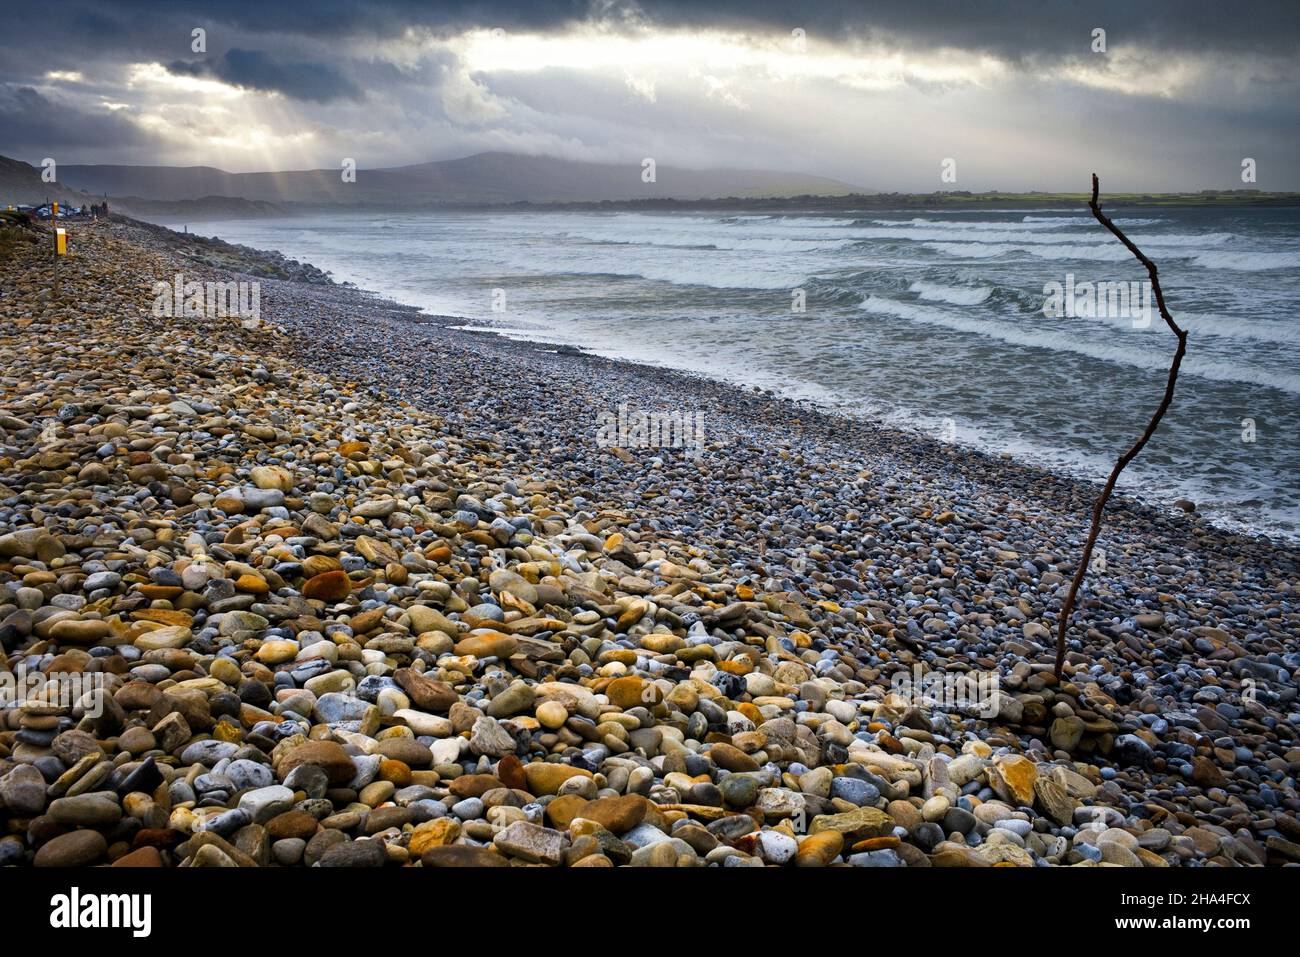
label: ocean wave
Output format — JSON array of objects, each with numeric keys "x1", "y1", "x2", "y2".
[
  {"x1": 1022, "y1": 215, "x2": 1166, "y2": 226},
  {"x1": 855, "y1": 228, "x2": 1233, "y2": 246},
  {"x1": 1191, "y1": 250, "x2": 1300, "y2": 271},
  {"x1": 907, "y1": 280, "x2": 993, "y2": 305},
  {"x1": 858, "y1": 295, "x2": 1300, "y2": 394},
  {"x1": 919, "y1": 241, "x2": 1256, "y2": 263},
  {"x1": 590, "y1": 263, "x2": 806, "y2": 290},
  {"x1": 554, "y1": 223, "x2": 859, "y2": 252},
  {"x1": 922, "y1": 240, "x2": 1292, "y2": 268},
  {"x1": 582, "y1": 239, "x2": 721, "y2": 251},
  {"x1": 1084, "y1": 309, "x2": 1300, "y2": 345},
  {"x1": 545, "y1": 216, "x2": 1235, "y2": 254},
  {"x1": 923, "y1": 241, "x2": 1151, "y2": 261},
  {"x1": 863, "y1": 216, "x2": 1167, "y2": 230},
  {"x1": 745, "y1": 216, "x2": 860, "y2": 228},
  {"x1": 716, "y1": 238, "x2": 859, "y2": 252}
]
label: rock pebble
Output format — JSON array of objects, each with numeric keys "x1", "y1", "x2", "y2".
[{"x1": 0, "y1": 218, "x2": 1295, "y2": 868}]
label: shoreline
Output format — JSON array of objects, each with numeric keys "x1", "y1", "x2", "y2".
[
  {"x1": 99, "y1": 210, "x2": 1300, "y2": 646},
  {"x1": 0, "y1": 215, "x2": 1296, "y2": 869},
  {"x1": 131, "y1": 191, "x2": 1300, "y2": 223},
  {"x1": 154, "y1": 211, "x2": 1300, "y2": 547},
  {"x1": 446, "y1": 318, "x2": 1300, "y2": 546}
]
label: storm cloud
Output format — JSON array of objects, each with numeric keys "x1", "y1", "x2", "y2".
[
  {"x1": 0, "y1": 0, "x2": 1296, "y2": 190},
  {"x1": 166, "y1": 49, "x2": 363, "y2": 103}
]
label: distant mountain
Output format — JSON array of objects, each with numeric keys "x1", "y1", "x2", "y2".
[
  {"x1": 57, "y1": 151, "x2": 863, "y2": 206},
  {"x1": 0, "y1": 155, "x2": 287, "y2": 220},
  {"x1": 0, "y1": 155, "x2": 94, "y2": 207}
]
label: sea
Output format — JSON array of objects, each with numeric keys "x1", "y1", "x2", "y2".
[{"x1": 167, "y1": 205, "x2": 1300, "y2": 541}]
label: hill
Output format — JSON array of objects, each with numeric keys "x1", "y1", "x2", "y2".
[
  {"x1": 0, "y1": 155, "x2": 95, "y2": 207},
  {"x1": 57, "y1": 151, "x2": 864, "y2": 205}
]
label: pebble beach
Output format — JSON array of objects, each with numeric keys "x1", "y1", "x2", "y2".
[{"x1": 1, "y1": 216, "x2": 1297, "y2": 869}]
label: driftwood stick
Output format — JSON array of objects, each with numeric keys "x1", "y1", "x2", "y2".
[{"x1": 1053, "y1": 174, "x2": 1188, "y2": 678}]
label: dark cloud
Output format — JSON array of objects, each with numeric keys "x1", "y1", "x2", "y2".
[
  {"x1": 636, "y1": 0, "x2": 1300, "y2": 58},
  {"x1": 6, "y1": 1, "x2": 1299, "y2": 58},
  {"x1": 0, "y1": 1, "x2": 1295, "y2": 187},
  {"x1": 0, "y1": 84, "x2": 146, "y2": 153},
  {"x1": 166, "y1": 49, "x2": 363, "y2": 102}
]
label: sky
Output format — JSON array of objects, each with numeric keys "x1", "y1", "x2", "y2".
[{"x1": 1, "y1": 0, "x2": 1297, "y2": 192}]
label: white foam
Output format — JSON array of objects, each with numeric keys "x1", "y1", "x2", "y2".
[
  {"x1": 921, "y1": 241, "x2": 1294, "y2": 268},
  {"x1": 1191, "y1": 250, "x2": 1300, "y2": 271},
  {"x1": 1022, "y1": 215, "x2": 1166, "y2": 226},
  {"x1": 907, "y1": 280, "x2": 992, "y2": 305},
  {"x1": 923, "y1": 241, "x2": 1144, "y2": 261},
  {"x1": 858, "y1": 295, "x2": 1300, "y2": 394},
  {"x1": 1088, "y1": 309, "x2": 1300, "y2": 345}
]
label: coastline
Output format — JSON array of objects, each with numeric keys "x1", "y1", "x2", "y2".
[
  {"x1": 125, "y1": 189, "x2": 1300, "y2": 222},
  {"x1": 155, "y1": 209, "x2": 1300, "y2": 546},
  {"x1": 0, "y1": 215, "x2": 1296, "y2": 869}
]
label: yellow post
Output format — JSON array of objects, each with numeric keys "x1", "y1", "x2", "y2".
[
  {"x1": 52, "y1": 202, "x2": 59, "y2": 218},
  {"x1": 55, "y1": 228, "x2": 68, "y2": 256}
]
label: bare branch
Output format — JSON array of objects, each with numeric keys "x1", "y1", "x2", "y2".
[{"x1": 1052, "y1": 174, "x2": 1189, "y2": 679}]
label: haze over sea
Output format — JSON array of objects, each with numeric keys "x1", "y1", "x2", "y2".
[{"x1": 176, "y1": 205, "x2": 1300, "y2": 540}]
